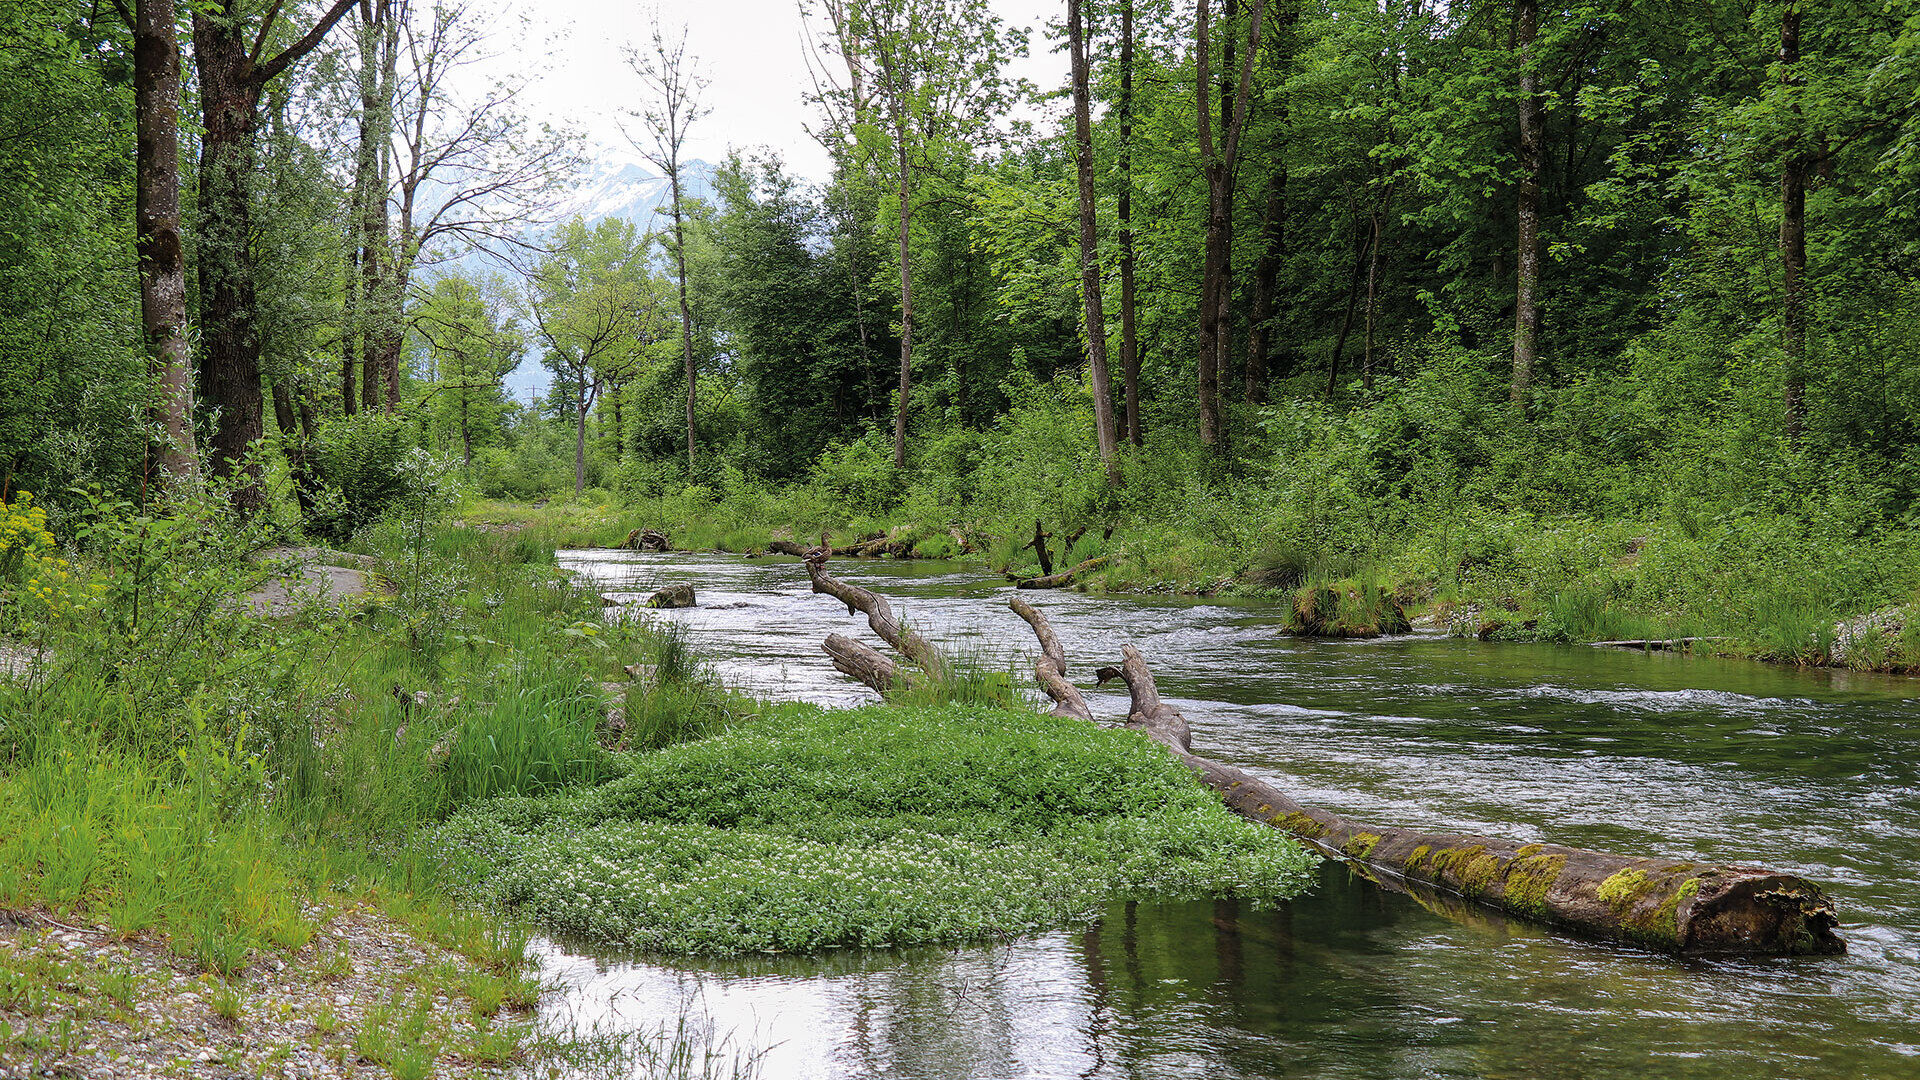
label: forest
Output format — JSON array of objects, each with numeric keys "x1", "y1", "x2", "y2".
[
  {"x1": 6, "y1": 0, "x2": 1920, "y2": 658},
  {"x1": 2, "y1": 0, "x2": 1919, "y2": 1073}
]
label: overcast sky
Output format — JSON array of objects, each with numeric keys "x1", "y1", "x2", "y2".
[{"x1": 488, "y1": 0, "x2": 1064, "y2": 179}]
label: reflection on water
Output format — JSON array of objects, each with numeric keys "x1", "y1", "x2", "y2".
[{"x1": 540, "y1": 550, "x2": 1920, "y2": 1079}]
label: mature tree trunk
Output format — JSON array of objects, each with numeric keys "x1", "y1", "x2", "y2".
[
  {"x1": 193, "y1": 19, "x2": 267, "y2": 504},
  {"x1": 1069, "y1": 0, "x2": 1120, "y2": 481},
  {"x1": 1779, "y1": 0, "x2": 1807, "y2": 443},
  {"x1": 1213, "y1": 0, "x2": 1238, "y2": 400},
  {"x1": 192, "y1": 1, "x2": 357, "y2": 511},
  {"x1": 340, "y1": 244, "x2": 359, "y2": 417},
  {"x1": 1117, "y1": 0, "x2": 1142, "y2": 446},
  {"x1": 574, "y1": 374, "x2": 591, "y2": 496},
  {"x1": 672, "y1": 173, "x2": 698, "y2": 470},
  {"x1": 1327, "y1": 226, "x2": 1369, "y2": 399},
  {"x1": 891, "y1": 129, "x2": 915, "y2": 469},
  {"x1": 1511, "y1": 0, "x2": 1543, "y2": 413},
  {"x1": 1246, "y1": 0, "x2": 1300, "y2": 403},
  {"x1": 1195, "y1": 0, "x2": 1263, "y2": 448},
  {"x1": 128, "y1": 0, "x2": 199, "y2": 485},
  {"x1": 629, "y1": 21, "x2": 706, "y2": 469},
  {"x1": 1245, "y1": 165, "x2": 1287, "y2": 402},
  {"x1": 1363, "y1": 198, "x2": 1386, "y2": 390},
  {"x1": 362, "y1": 1, "x2": 401, "y2": 413}
]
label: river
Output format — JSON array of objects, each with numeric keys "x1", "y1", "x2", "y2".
[{"x1": 541, "y1": 550, "x2": 1920, "y2": 1080}]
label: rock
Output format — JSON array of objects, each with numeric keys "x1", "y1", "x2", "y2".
[
  {"x1": 426, "y1": 728, "x2": 457, "y2": 769},
  {"x1": 1832, "y1": 606, "x2": 1909, "y2": 667},
  {"x1": 647, "y1": 583, "x2": 696, "y2": 609}
]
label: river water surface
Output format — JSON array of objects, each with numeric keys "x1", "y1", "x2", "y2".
[{"x1": 543, "y1": 550, "x2": 1919, "y2": 1080}]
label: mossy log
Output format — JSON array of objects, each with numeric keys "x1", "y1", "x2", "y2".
[
  {"x1": 815, "y1": 569, "x2": 1844, "y2": 956},
  {"x1": 767, "y1": 539, "x2": 809, "y2": 557},
  {"x1": 1104, "y1": 653, "x2": 1842, "y2": 957},
  {"x1": 1191, "y1": 758, "x2": 1840, "y2": 955}
]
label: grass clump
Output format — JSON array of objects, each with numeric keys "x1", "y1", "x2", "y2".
[{"x1": 429, "y1": 703, "x2": 1319, "y2": 956}]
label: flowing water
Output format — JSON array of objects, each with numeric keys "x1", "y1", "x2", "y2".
[{"x1": 542, "y1": 550, "x2": 1920, "y2": 1079}]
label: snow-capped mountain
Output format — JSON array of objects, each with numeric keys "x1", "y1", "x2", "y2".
[{"x1": 492, "y1": 148, "x2": 719, "y2": 403}]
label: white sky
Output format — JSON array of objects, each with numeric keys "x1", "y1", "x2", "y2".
[{"x1": 489, "y1": 0, "x2": 1064, "y2": 179}]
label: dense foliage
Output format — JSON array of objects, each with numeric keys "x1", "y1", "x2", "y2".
[{"x1": 2, "y1": 0, "x2": 1917, "y2": 640}]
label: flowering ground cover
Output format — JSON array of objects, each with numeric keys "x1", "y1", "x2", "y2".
[{"x1": 431, "y1": 703, "x2": 1320, "y2": 955}]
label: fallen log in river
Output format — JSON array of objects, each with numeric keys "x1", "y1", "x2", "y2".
[{"x1": 801, "y1": 553, "x2": 1845, "y2": 957}]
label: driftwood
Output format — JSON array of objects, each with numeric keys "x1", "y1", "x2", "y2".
[
  {"x1": 1095, "y1": 644, "x2": 1842, "y2": 957},
  {"x1": 802, "y1": 550, "x2": 948, "y2": 682},
  {"x1": 1008, "y1": 597, "x2": 1091, "y2": 721},
  {"x1": 1590, "y1": 637, "x2": 1728, "y2": 651},
  {"x1": 823, "y1": 632, "x2": 911, "y2": 694},
  {"x1": 806, "y1": 564, "x2": 1844, "y2": 955},
  {"x1": 767, "y1": 540, "x2": 809, "y2": 557},
  {"x1": 1015, "y1": 555, "x2": 1110, "y2": 589},
  {"x1": 1025, "y1": 520, "x2": 1055, "y2": 577},
  {"x1": 623, "y1": 528, "x2": 671, "y2": 552}
]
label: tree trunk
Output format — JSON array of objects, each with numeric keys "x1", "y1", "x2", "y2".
[
  {"x1": 1779, "y1": 0, "x2": 1807, "y2": 443},
  {"x1": 1195, "y1": 0, "x2": 1263, "y2": 448},
  {"x1": 1069, "y1": 0, "x2": 1120, "y2": 481},
  {"x1": 191, "y1": 15, "x2": 268, "y2": 510},
  {"x1": 354, "y1": 0, "x2": 397, "y2": 414},
  {"x1": 1511, "y1": 0, "x2": 1543, "y2": 413},
  {"x1": 669, "y1": 165, "x2": 698, "y2": 470},
  {"x1": 1245, "y1": 165, "x2": 1286, "y2": 401},
  {"x1": 1118, "y1": 0, "x2": 1142, "y2": 447},
  {"x1": 1327, "y1": 227, "x2": 1369, "y2": 399},
  {"x1": 192, "y1": 1, "x2": 357, "y2": 510},
  {"x1": 131, "y1": 0, "x2": 199, "y2": 486},
  {"x1": 1363, "y1": 201, "x2": 1384, "y2": 390},
  {"x1": 1249, "y1": 0, "x2": 1302, "y2": 400},
  {"x1": 1026, "y1": 519, "x2": 1053, "y2": 577},
  {"x1": 891, "y1": 129, "x2": 915, "y2": 470},
  {"x1": 1213, "y1": 0, "x2": 1237, "y2": 404},
  {"x1": 574, "y1": 373, "x2": 589, "y2": 496}
]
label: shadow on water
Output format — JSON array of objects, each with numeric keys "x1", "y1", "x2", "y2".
[{"x1": 547, "y1": 549, "x2": 1920, "y2": 1080}]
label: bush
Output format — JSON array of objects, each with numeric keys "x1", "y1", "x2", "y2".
[
  {"x1": 809, "y1": 430, "x2": 899, "y2": 518},
  {"x1": 307, "y1": 413, "x2": 418, "y2": 539}
]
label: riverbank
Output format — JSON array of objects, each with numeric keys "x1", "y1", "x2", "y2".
[
  {"x1": 0, "y1": 901, "x2": 538, "y2": 1079},
  {"x1": 460, "y1": 494, "x2": 1920, "y2": 675},
  {"x1": 0, "y1": 492, "x2": 689, "y2": 1076}
]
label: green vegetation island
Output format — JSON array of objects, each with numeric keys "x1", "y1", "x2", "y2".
[{"x1": 2, "y1": 0, "x2": 1916, "y2": 1074}]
